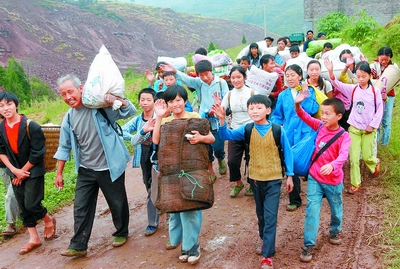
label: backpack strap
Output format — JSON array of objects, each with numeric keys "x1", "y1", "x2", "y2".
[
  {"x1": 25, "y1": 119, "x2": 32, "y2": 140},
  {"x1": 271, "y1": 123, "x2": 285, "y2": 176},
  {"x1": 97, "y1": 108, "x2": 123, "y2": 136},
  {"x1": 322, "y1": 79, "x2": 327, "y2": 95},
  {"x1": 244, "y1": 122, "x2": 254, "y2": 169},
  {"x1": 310, "y1": 129, "x2": 345, "y2": 167}
]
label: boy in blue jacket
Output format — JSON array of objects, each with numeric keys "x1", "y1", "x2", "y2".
[{"x1": 212, "y1": 94, "x2": 294, "y2": 269}]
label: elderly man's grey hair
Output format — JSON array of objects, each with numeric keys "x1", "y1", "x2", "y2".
[{"x1": 57, "y1": 74, "x2": 81, "y2": 89}]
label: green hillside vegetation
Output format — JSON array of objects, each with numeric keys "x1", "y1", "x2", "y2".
[
  {"x1": 2, "y1": 11, "x2": 400, "y2": 267},
  {"x1": 114, "y1": 0, "x2": 304, "y2": 36}
]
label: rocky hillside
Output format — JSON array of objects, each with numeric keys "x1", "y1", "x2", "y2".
[{"x1": 0, "y1": 0, "x2": 264, "y2": 89}]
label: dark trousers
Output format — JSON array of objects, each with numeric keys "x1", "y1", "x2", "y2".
[
  {"x1": 69, "y1": 168, "x2": 129, "y2": 250},
  {"x1": 13, "y1": 175, "x2": 47, "y2": 227},
  {"x1": 289, "y1": 175, "x2": 302, "y2": 207},
  {"x1": 227, "y1": 140, "x2": 245, "y2": 182},
  {"x1": 141, "y1": 144, "x2": 159, "y2": 228},
  {"x1": 249, "y1": 178, "x2": 282, "y2": 258}
]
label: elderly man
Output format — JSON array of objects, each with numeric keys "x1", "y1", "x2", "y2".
[{"x1": 54, "y1": 74, "x2": 136, "y2": 257}]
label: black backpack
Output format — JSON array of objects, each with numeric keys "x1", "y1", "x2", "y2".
[{"x1": 244, "y1": 122, "x2": 285, "y2": 176}]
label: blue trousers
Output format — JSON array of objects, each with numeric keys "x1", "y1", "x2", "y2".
[
  {"x1": 69, "y1": 168, "x2": 129, "y2": 250},
  {"x1": 303, "y1": 175, "x2": 343, "y2": 247},
  {"x1": 208, "y1": 129, "x2": 226, "y2": 162},
  {"x1": 169, "y1": 210, "x2": 202, "y2": 251},
  {"x1": 378, "y1": 96, "x2": 394, "y2": 146},
  {"x1": 249, "y1": 178, "x2": 282, "y2": 258}
]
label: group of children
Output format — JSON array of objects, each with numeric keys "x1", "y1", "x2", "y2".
[
  {"x1": 123, "y1": 41, "x2": 393, "y2": 268},
  {"x1": 0, "y1": 42, "x2": 394, "y2": 268}
]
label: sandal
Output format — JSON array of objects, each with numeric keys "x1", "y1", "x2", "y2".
[
  {"x1": 2, "y1": 226, "x2": 16, "y2": 236},
  {"x1": 44, "y1": 218, "x2": 56, "y2": 240},
  {"x1": 19, "y1": 242, "x2": 42, "y2": 255},
  {"x1": 347, "y1": 185, "x2": 360, "y2": 194}
]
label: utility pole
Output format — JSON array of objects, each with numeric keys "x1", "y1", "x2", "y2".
[{"x1": 263, "y1": 3, "x2": 267, "y2": 37}]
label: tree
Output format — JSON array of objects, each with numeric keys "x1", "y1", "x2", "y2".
[
  {"x1": 0, "y1": 65, "x2": 5, "y2": 87},
  {"x1": 30, "y1": 76, "x2": 57, "y2": 102},
  {"x1": 208, "y1": 41, "x2": 216, "y2": 52},
  {"x1": 3, "y1": 57, "x2": 32, "y2": 105},
  {"x1": 242, "y1": 35, "x2": 247, "y2": 44},
  {"x1": 316, "y1": 12, "x2": 350, "y2": 38}
]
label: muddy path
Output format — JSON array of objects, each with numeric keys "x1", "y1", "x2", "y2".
[{"x1": 0, "y1": 162, "x2": 384, "y2": 269}]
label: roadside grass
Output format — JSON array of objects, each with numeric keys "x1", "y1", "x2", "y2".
[{"x1": 379, "y1": 96, "x2": 400, "y2": 268}]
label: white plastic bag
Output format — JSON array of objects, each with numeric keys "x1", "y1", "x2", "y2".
[
  {"x1": 246, "y1": 67, "x2": 278, "y2": 96},
  {"x1": 82, "y1": 45, "x2": 125, "y2": 109},
  {"x1": 235, "y1": 40, "x2": 266, "y2": 63},
  {"x1": 157, "y1": 56, "x2": 187, "y2": 72}
]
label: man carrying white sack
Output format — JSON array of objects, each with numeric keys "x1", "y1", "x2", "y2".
[{"x1": 54, "y1": 74, "x2": 136, "y2": 257}]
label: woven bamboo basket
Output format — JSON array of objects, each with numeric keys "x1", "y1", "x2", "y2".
[{"x1": 42, "y1": 125, "x2": 61, "y2": 172}]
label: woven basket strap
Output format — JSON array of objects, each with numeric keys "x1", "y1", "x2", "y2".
[{"x1": 25, "y1": 119, "x2": 32, "y2": 140}]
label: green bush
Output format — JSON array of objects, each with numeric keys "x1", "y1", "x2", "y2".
[
  {"x1": 341, "y1": 10, "x2": 380, "y2": 46},
  {"x1": 316, "y1": 12, "x2": 350, "y2": 38}
]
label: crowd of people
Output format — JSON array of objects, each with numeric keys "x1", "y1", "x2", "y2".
[{"x1": 0, "y1": 31, "x2": 397, "y2": 269}]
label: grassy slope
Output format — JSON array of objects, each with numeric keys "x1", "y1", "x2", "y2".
[{"x1": 116, "y1": 0, "x2": 304, "y2": 36}]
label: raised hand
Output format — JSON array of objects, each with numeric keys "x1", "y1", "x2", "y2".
[
  {"x1": 211, "y1": 103, "x2": 226, "y2": 119},
  {"x1": 145, "y1": 70, "x2": 154, "y2": 84},
  {"x1": 346, "y1": 56, "x2": 355, "y2": 67},
  {"x1": 295, "y1": 84, "x2": 309, "y2": 104},
  {"x1": 360, "y1": 54, "x2": 368, "y2": 62},
  {"x1": 212, "y1": 92, "x2": 222, "y2": 105},
  {"x1": 323, "y1": 57, "x2": 334, "y2": 71},
  {"x1": 154, "y1": 99, "x2": 168, "y2": 118},
  {"x1": 143, "y1": 118, "x2": 156, "y2": 133},
  {"x1": 159, "y1": 62, "x2": 176, "y2": 73}
]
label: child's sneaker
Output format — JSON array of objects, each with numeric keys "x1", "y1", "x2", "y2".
[
  {"x1": 179, "y1": 250, "x2": 189, "y2": 263},
  {"x1": 245, "y1": 187, "x2": 253, "y2": 196},
  {"x1": 218, "y1": 159, "x2": 227, "y2": 175},
  {"x1": 300, "y1": 246, "x2": 312, "y2": 262},
  {"x1": 261, "y1": 257, "x2": 273, "y2": 269},
  {"x1": 230, "y1": 182, "x2": 244, "y2": 197},
  {"x1": 372, "y1": 158, "x2": 380, "y2": 177},
  {"x1": 187, "y1": 243, "x2": 201, "y2": 265},
  {"x1": 329, "y1": 233, "x2": 342, "y2": 245},
  {"x1": 347, "y1": 185, "x2": 360, "y2": 194},
  {"x1": 166, "y1": 239, "x2": 177, "y2": 250}
]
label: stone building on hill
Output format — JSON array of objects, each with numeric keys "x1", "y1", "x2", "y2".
[{"x1": 304, "y1": 0, "x2": 400, "y2": 30}]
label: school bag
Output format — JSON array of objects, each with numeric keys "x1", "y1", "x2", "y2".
[
  {"x1": 291, "y1": 124, "x2": 345, "y2": 177},
  {"x1": 291, "y1": 124, "x2": 322, "y2": 176},
  {"x1": 244, "y1": 122, "x2": 285, "y2": 176}
]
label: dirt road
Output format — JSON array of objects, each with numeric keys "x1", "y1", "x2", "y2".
[{"x1": 0, "y1": 163, "x2": 384, "y2": 269}]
